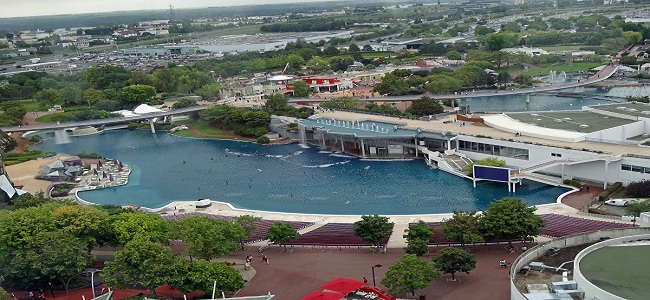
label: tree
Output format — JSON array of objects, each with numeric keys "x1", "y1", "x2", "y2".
[
  {"x1": 174, "y1": 216, "x2": 246, "y2": 260},
  {"x1": 354, "y1": 215, "x2": 394, "y2": 249},
  {"x1": 180, "y1": 261, "x2": 245, "y2": 295},
  {"x1": 264, "y1": 93, "x2": 289, "y2": 111},
  {"x1": 286, "y1": 53, "x2": 305, "y2": 71},
  {"x1": 34, "y1": 88, "x2": 64, "y2": 108},
  {"x1": 50, "y1": 204, "x2": 112, "y2": 250},
  {"x1": 112, "y1": 211, "x2": 171, "y2": 244},
  {"x1": 497, "y1": 72, "x2": 511, "y2": 89},
  {"x1": 407, "y1": 96, "x2": 444, "y2": 117},
  {"x1": 348, "y1": 43, "x2": 361, "y2": 52},
  {"x1": 623, "y1": 31, "x2": 643, "y2": 45},
  {"x1": 432, "y1": 247, "x2": 476, "y2": 281},
  {"x1": 172, "y1": 99, "x2": 198, "y2": 109},
  {"x1": 83, "y1": 65, "x2": 131, "y2": 90},
  {"x1": 362, "y1": 45, "x2": 373, "y2": 52},
  {"x1": 118, "y1": 84, "x2": 156, "y2": 104},
  {"x1": 291, "y1": 80, "x2": 313, "y2": 97},
  {"x1": 9, "y1": 231, "x2": 93, "y2": 292},
  {"x1": 625, "y1": 199, "x2": 650, "y2": 220},
  {"x1": 483, "y1": 32, "x2": 519, "y2": 51},
  {"x1": 480, "y1": 198, "x2": 545, "y2": 244},
  {"x1": 403, "y1": 221, "x2": 433, "y2": 256},
  {"x1": 83, "y1": 88, "x2": 105, "y2": 106},
  {"x1": 196, "y1": 82, "x2": 221, "y2": 100},
  {"x1": 475, "y1": 25, "x2": 495, "y2": 36},
  {"x1": 447, "y1": 50, "x2": 462, "y2": 60},
  {"x1": 103, "y1": 237, "x2": 184, "y2": 295},
  {"x1": 307, "y1": 56, "x2": 329, "y2": 73},
  {"x1": 439, "y1": 210, "x2": 484, "y2": 246},
  {"x1": 235, "y1": 215, "x2": 261, "y2": 246},
  {"x1": 381, "y1": 254, "x2": 442, "y2": 296},
  {"x1": 265, "y1": 221, "x2": 299, "y2": 252},
  {"x1": 11, "y1": 191, "x2": 50, "y2": 209},
  {"x1": 373, "y1": 73, "x2": 409, "y2": 96}
]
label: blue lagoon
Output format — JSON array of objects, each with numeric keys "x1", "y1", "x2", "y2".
[{"x1": 33, "y1": 130, "x2": 568, "y2": 215}]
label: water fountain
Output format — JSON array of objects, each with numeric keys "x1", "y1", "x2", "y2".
[{"x1": 54, "y1": 129, "x2": 71, "y2": 144}]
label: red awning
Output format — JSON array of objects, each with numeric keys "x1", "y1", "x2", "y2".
[
  {"x1": 320, "y1": 277, "x2": 366, "y2": 295},
  {"x1": 301, "y1": 290, "x2": 343, "y2": 300}
]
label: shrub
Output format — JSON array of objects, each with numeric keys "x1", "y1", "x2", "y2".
[
  {"x1": 466, "y1": 157, "x2": 506, "y2": 176},
  {"x1": 625, "y1": 181, "x2": 650, "y2": 198},
  {"x1": 256, "y1": 136, "x2": 270, "y2": 144},
  {"x1": 76, "y1": 152, "x2": 103, "y2": 159},
  {"x1": 50, "y1": 183, "x2": 75, "y2": 197},
  {"x1": 588, "y1": 207, "x2": 619, "y2": 216},
  {"x1": 598, "y1": 182, "x2": 623, "y2": 201},
  {"x1": 563, "y1": 179, "x2": 582, "y2": 188}
]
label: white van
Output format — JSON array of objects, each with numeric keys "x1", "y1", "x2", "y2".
[{"x1": 605, "y1": 199, "x2": 629, "y2": 207}]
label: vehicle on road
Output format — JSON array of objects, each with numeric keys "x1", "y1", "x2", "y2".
[{"x1": 604, "y1": 199, "x2": 629, "y2": 207}]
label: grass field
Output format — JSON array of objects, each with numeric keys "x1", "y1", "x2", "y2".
[
  {"x1": 523, "y1": 62, "x2": 604, "y2": 77},
  {"x1": 174, "y1": 120, "x2": 233, "y2": 136},
  {"x1": 36, "y1": 112, "x2": 69, "y2": 123},
  {"x1": 17, "y1": 100, "x2": 41, "y2": 112}
]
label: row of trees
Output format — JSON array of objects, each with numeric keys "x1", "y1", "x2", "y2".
[
  {"x1": 0, "y1": 194, "x2": 288, "y2": 295},
  {"x1": 404, "y1": 198, "x2": 545, "y2": 256}
]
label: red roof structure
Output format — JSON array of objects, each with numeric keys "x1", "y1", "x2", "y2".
[
  {"x1": 320, "y1": 277, "x2": 366, "y2": 294},
  {"x1": 300, "y1": 290, "x2": 344, "y2": 300}
]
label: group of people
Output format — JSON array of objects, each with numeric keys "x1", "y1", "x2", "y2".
[{"x1": 244, "y1": 255, "x2": 270, "y2": 270}]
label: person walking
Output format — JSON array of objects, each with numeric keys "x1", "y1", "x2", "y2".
[{"x1": 262, "y1": 254, "x2": 269, "y2": 264}]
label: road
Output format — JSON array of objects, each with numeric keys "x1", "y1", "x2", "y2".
[{"x1": 0, "y1": 106, "x2": 208, "y2": 133}]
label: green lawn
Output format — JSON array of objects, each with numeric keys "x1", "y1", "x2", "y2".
[
  {"x1": 36, "y1": 112, "x2": 69, "y2": 123},
  {"x1": 17, "y1": 100, "x2": 42, "y2": 112},
  {"x1": 523, "y1": 62, "x2": 604, "y2": 77},
  {"x1": 174, "y1": 120, "x2": 232, "y2": 136}
]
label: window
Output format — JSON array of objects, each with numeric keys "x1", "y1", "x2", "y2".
[{"x1": 457, "y1": 140, "x2": 529, "y2": 160}]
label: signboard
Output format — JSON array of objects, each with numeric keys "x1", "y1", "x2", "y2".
[{"x1": 473, "y1": 165, "x2": 510, "y2": 183}]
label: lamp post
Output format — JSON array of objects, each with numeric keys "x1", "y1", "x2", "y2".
[
  {"x1": 371, "y1": 264, "x2": 382, "y2": 287},
  {"x1": 88, "y1": 269, "x2": 103, "y2": 298}
]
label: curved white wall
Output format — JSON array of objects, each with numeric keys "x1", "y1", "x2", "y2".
[
  {"x1": 573, "y1": 234, "x2": 650, "y2": 300},
  {"x1": 510, "y1": 228, "x2": 650, "y2": 300}
]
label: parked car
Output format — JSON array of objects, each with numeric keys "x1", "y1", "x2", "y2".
[{"x1": 604, "y1": 199, "x2": 629, "y2": 207}]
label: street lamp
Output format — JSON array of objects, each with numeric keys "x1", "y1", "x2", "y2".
[
  {"x1": 86, "y1": 268, "x2": 103, "y2": 298},
  {"x1": 371, "y1": 264, "x2": 382, "y2": 287}
]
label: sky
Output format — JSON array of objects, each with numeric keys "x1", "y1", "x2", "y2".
[{"x1": 0, "y1": 0, "x2": 339, "y2": 18}]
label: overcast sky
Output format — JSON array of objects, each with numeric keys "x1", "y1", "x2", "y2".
[{"x1": 0, "y1": 0, "x2": 338, "y2": 18}]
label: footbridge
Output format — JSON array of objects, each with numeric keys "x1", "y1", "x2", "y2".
[
  {"x1": 0, "y1": 105, "x2": 208, "y2": 133},
  {"x1": 289, "y1": 64, "x2": 620, "y2": 103}
]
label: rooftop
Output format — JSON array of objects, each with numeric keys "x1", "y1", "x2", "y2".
[
  {"x1": 591, "y1": 102, "x2": 650, "y2": 119},
  {"x1": 506, "y1": 111, "x2": 635, "y2": 133}
]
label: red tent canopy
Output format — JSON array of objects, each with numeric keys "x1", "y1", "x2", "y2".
[
  {"x1": 320, "y1": 277, "x2": 366, "y2": 295},
  {"x1": 300, "y1": 290, "x2": 343, "y2": 300}
]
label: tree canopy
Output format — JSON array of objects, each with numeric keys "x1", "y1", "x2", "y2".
[
  {"x1": 403, "y1": 220, "x2": 433, "y2": 256},
  {"x1": 381, "y1": 254, "x2": 441, "y2": 296},
  {"x1": 439, "y1": 210, "x2": 484, "y2": 246},
  {"x1": 173, "y1": 216, "x2": 246, "y2": 260},
  {"x1": 354, "y1": 215, "x2": 394, "y2": 248},
  {"x1": 265, "y1": 221, "x2": 300, "y2": 252},
  {"x1": 480, "y1": 198, "x2": 545, "y2": 243},
  {"x1": 432, "y1": 247, "x2": 476, "y2": 281}
]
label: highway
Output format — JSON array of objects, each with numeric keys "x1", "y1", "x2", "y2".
[{"x1": 0, "y1": 106, "x2": 208, "y2": 133}]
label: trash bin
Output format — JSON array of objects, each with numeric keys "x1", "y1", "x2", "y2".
[
  {"x1": 419, "y1": 294, "x2": 426, "y2": 300},
  {"x1": 519, "y1": 266, "x2": 530, "y2": 275}
]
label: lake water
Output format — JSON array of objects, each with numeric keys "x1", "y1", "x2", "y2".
[{"x1": 33, "y1": 130, "x2": 568, "y2": 215}]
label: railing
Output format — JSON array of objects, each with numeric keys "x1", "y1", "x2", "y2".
[
  {"x1": 576, "y1": 211, "x2": 624, "y2": 221},
  {"x1": 584, "y1": 137, "x2": 642, "y2": 146}
]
